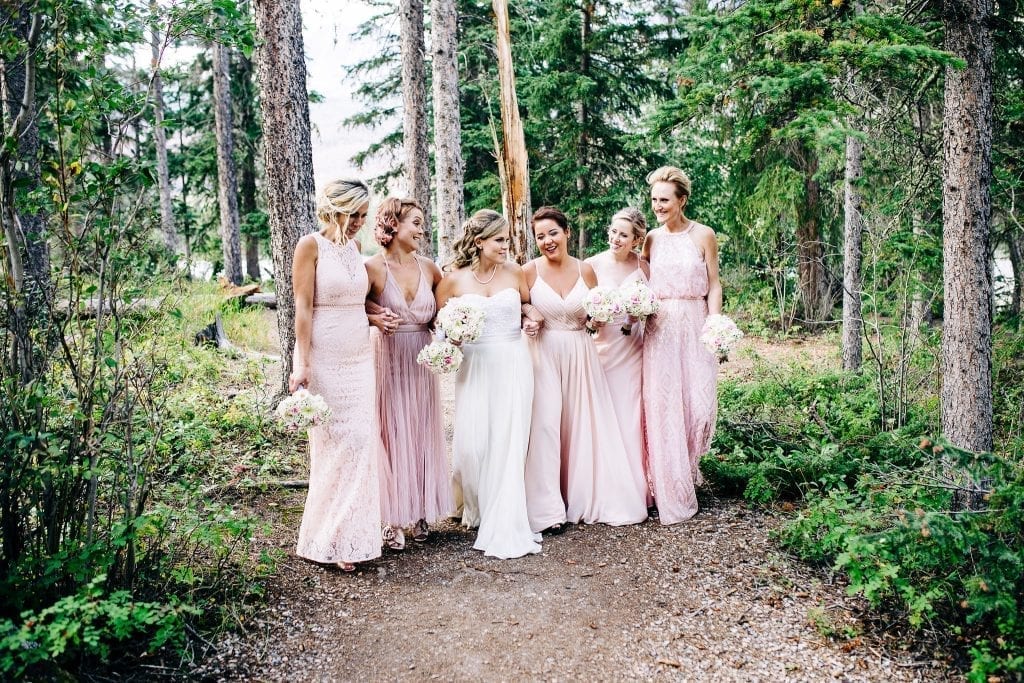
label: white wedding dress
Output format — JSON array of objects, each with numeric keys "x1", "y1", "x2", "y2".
[{"x1": 452, "y1": 288, "x2": 542, "y2": 559}]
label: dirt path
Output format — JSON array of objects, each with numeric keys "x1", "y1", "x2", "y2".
[{"x1": 198, "y1": 321, "x2": 949, "y2": 681}]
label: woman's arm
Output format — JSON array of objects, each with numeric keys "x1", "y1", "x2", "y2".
[
  {"x1": 580, "y1": 260, "x2": 599, "y2": 289},
  {"x1": 518, "y1": 266, "x2": 543, "y2": 337},
  {"x1": 289, "y1": 236, "x2": 317, "y2": 392},
  {"x1": 703, "y1": 227, "x2": 722, "y2": 316}
]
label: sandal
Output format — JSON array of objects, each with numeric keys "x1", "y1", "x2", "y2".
[
  {"x1": 382, "y1": 524, "x2": 406, "y2": 551},
  {"x1": 413, "y1": 519, "x2": 429, "y2": 543},
  {"x1": 542, "y1": 522, "x2": 567, "y2": 536},
  {"x1": 336, "y1": 562, "x2": 356, "y2": 572}
]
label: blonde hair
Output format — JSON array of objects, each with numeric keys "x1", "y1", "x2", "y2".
[
  {"x1": 448, "y1": 209, "x2": 508, "y2": 270},
  {"x1": 610, "y1": 207, "x2": 648, "y2": 248},
  {"x1": 646, "y1": 166, "x2": 691, "y2": 199},
  {"x1": 315, "y1": 178, "x2": 370, "y2": 242},
  {"x1": 374, "y1": 196, "x2": 422, "y2": 247}
]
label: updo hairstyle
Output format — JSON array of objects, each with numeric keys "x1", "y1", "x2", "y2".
[
  {"x1": 374, "y1": 197, "x2": 422, "y2": 247},
  {"x1": 315, "y1": 178, "x2": 370, "y2": 244},
  {"x1": 448, "y1": 209, "x2": 508, "y2": 271},
  {"x1": 645, "y1": 166, "x2": 692, "y2": 200},
  {"x1": 611, "y1": 207, "x2": 648, "y2": 248}
]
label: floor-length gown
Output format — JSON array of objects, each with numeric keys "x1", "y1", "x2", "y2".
[
  {"x1": 371, "y1": 259, "x2": 453, "y2": 528},
  {"x1": 451, "y1": 288, "x2": 541, "y2": 559},
  {"x1": 524, "y1": 268, "x2": 648, "y2": 532},
  {"x1": 642, "y1": 227, "x2": 719, "y2": 524},
  {"x1": 296, "y1": 234, "x2": 381, "y2": 563},
  {"x1": 590, "y1": 263, "x2": 651, "y2": 506}
]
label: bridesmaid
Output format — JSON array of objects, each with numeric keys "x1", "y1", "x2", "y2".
[
  {"x1": 641, "y1": 166, "x2": 721, "y2": 524},
  {"x1": 290, "y1": 178, "x2": 381, "y2": 572},
  {"x1": 436, "y1": 209, "x2": 542, "y2": 559},
  {"x1": 365, "y1": 197, "x2": 451, "y2": 550},
  {"x1": 523, "y1": 206, "x2": 647, "y2": 534},
  {"x1": 584, "y1": 207, "x2": 652, "y2": 506}
]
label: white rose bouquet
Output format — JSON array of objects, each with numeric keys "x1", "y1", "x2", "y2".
[
  {"x1": 276, "y1": 388, "x2": 332, "y2": 431},
  {"x1": 435, "y1": 299, "x2": 486, "y2": 344},
  {"x1": 416, "y1": 340, "x2": 464, "y2": 375},
  {"x1": 581, "y1": 286, "x2": 623, "y2": 336},
  {"x1": 700, "y1": 314, "x2": 744, "y2": 362},
  {"x1": 618, "y1": 280, "x2": 659, "y2": 335}
]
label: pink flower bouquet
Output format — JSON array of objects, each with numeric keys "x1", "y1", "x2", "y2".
[
  {"x1": 416, "y1": 340, "x2": 464, "y2": 375},
  {"x1": 582, "y1": 286, "x2": 623, "y2": 336},
  {"x1": 700, "y1": 314, "x2": 744, "y2": 362},
  {"x1": 436, "y1": 299, "x2": 486, "y2": 344},
  {"x1": 618, "y1": 280, "x2": 659, "y2": 335},
  {"x1": 276, "y1": 388, "x2": 332, "y2": 431}
]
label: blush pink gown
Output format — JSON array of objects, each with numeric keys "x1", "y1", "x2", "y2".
[
  {"x1": 642, "y1": 227, "x2": 718, "y2": 524},
  {"x1": 296, "y1": 234, "x2": 381, "y2": 564},
  {"x1": 590, "y1": 262, "x2": 651, "y2": 506},
  {"x1": 524, "y1": 266, "x2": 648, "y2": 532},
  {"x1": 371, "y1": 258, "x2": 453, "y2": 528}
]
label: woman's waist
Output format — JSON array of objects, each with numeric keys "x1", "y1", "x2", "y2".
[
  {"x1": 468, "y1": 329, "x2": 523, "y2": 344},
  {"x1": 313, "y1": 301, "x2": 366, "y2": 310}
]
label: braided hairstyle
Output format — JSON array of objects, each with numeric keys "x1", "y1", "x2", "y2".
[
  {"x1": 448, "y1": 209, "x2": 508, "y2": 271},
  {"x1": 315, "y1": 178, "x2": 370, "y2": 244},
  {"x1": 611, "y1": 207, "x2": 648, "y2": 249},
  {"x1": 374, "y1": 196, "x2": 422, "y2": 247}
]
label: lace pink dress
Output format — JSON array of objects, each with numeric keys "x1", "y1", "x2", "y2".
[
  {"x1": 295, "y1": 234, "x2": 381, "y2": 564},
  {"x1": 642, "y1": 227, "x2": 718, "y2": 524},
  {"x1": 524, "y1": 267, "x2": 648, "y2": 531},
  {"x1": 590, "y1": 262, "x2": 651, "y2": 506},
  {"x1": 371, "y1": 258, "x2": 452, "y2": 527}
]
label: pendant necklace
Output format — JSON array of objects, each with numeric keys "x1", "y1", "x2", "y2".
[{"x1": 473, "y1": 263, "x2": 498, "y2": 284}]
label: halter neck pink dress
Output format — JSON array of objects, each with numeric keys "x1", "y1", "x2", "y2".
[
  {"x1": 296, "y1": 234, "x2": 381, "y2": 564},
  {"x1": 524, "y1": 263, "x2": 648, "y2": 532},
  {"x1": 371, "y1": 256, "x2": 453, "y2": 528},
  {"x1": 642, "y1": 227, "x2": 719, "y2": 524}
]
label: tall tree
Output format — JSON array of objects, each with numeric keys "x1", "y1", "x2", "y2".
[
  {"x1": 431, "y1": 0, "x2": 464, "y2": 266},
  {"x1": 400, "y1": 0, "x2": 432, "y2": 257},
  {"x1": 940, "y1": 0, "x2": 995, "y2": 453},
  {"x1": 235, "y1": 44, "x2": 264, "y2": 281},
  {"x1": 253, "y1": 0, "x2": 316, "y2": 392},
  {"x1": 212, "y1": 40, "x2": 243, "y2": 285},
  {"x1": 150, "y1": 1, "x2": 177, "y2": 254},
  {"x1": 842, "y1": 129, "x2": 865, "y2": 370}
]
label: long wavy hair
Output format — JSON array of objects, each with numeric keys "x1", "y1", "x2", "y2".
[
  {"x1": 611, "y1": 207, "x2": 648, "y2": 250},
  {"x1": 315, "y1": 178, "x2": 370, "y2": 244},
  {"x1": 374, "y1": 196, "x2": 422, "y2": 247},
  {"x1": 448, "y1": 209, "x2": 508, "y2": 271}
]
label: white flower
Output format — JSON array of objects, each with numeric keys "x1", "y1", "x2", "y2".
[
  {"x1": 276, "y1": 389, "x2": 333, "y2": 431},
  {"x1": 581, "y1": 286, "x2": 623, "y2": 324},
  {"x1": 436, "y1": 300, "x2": 486, "y2": 344},
  {"x1": 700, "y1": 314, "x2": 744, "y2": 361},
  {"x1": 416, "y1": 340, "x2": 464, "y2": 375}
]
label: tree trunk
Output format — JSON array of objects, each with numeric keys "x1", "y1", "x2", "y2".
[
  {"x1": 235, "y1": 46, "x2": 262, "y2": 281},
  {"x1": 253, "y1": 0, "x2": 317, "y2": 393},
  {"x1": 150, "y1": 5, "x2": 177, "y2": 254},
  {"x1": 576, "y1": 1, "x2": 592, "y2": 258},
  {"x1": 841, "y1": 131, "x2": 864, "y2": 371},
  {"x1": 400, "y1": 0, "x2": 432, "y2": 258},
  {"x1": 431, "y1": 0, "x2": 464, "y2": 268},
  {"x1": 910, "y1": 215, "x2": 932, "y2": 329},
  {"x1": 1008, "y1": 228, "x2": 1022, "y2": 318},
  {"x1": 212, "y1": 40, "x2": 243, "y2": 285},
  {"x1": 940, "y1": 0, "x2": 994, "y2": 456},
  {"x1": 794, "y1": 145, "x2": 830, "y2": 324},
  {"x1": 493, "y1": 0, "x2": 532, "y2": 263}
]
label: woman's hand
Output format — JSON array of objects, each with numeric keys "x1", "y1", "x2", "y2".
[
  {"x1": 522, "y1": 317, "x2": 542, "y2": 338},
  {"x1": 369, "y1": 307, "x2": 404, "y2": 335},
  {"x1": 289, "y1": 364, "x2": 310, "y2": 393}
]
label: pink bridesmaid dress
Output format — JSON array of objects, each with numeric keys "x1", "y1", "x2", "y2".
[
  {"x1": 589, "y1": 262, "x2": 651, "y2": 506},
  {"x1": 524, "y1": 264, "x2": 648, "y2": 532},
  {"x1": 641, "y1": 226, "x2": 719, "y2": 524},
  {"x1": 371, "y1": 258, "x2": 453, "y2": 529},
  {"x1": 296, "y1": 234, "x2": 381, "y2": 564}
]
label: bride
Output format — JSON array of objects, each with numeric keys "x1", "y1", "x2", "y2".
[{"x1": 435, "y1": 209, "x2": 543, "y2": 559}]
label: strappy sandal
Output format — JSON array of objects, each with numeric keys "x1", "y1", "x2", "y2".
[
  {"x1": 542, "y1": 522, "x2": 567, "y2": 536},
  {"x1": 336, "y1": 562, "x2": 356, "y2": 572},
  {"x1": 382, "y1": 525, "x2": 406, "y2": 551},
  {"x1": 413, "y1": 519, "x2": 429, "y2": 543}
]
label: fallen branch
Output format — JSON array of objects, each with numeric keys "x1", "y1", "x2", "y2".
[{"x1": 201, "y1": 479, "x2": 308, "y2": 496}]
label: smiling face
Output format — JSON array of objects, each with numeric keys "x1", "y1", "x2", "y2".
[
  {"x1": 344, "y1": 201, "x2": 370, "y2": 238},
  {"x1": 607, "y1": 218, "x2": 640, "y2": 255},
  {"x1": 393, "y1": 207, "x2": 425, "y2": 250},
  {"x1": 475, "y1": 226, "x2": 510, "y2": 266},
  {"x1": 650, "y1": 182, "x2": 687, "y2": 227},
  {"x1": 534, "y1": 218, "x2": 569, "y2": 260}
]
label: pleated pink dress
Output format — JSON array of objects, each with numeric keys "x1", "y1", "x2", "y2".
[
  {"x1": 371, "y1": 258, "x2": 453, "y2": 528},
  {"x1": 296, "y1": 234, "x2": 381, "y2": 564},
  {"x1": 590, "y1": 262, "x2": 651, "y2": 506},
  {"x1": 642, "y1": 227, "x2": 719, "y2": 524},
  {"x1": 524, "y1": 265, "x2": 648, "y2": 532}
]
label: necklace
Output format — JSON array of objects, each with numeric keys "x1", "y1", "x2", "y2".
[{"x1": 472, "y1": 263, "x2": 498, "y2": 284}]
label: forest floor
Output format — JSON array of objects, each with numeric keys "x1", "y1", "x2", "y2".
[{"x1": 194, "y1": 316, "x2": 954, "y2": 682}]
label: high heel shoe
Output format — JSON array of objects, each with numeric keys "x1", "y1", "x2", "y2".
[
  {"x1": 336, "y1": 561, "x2": 356, "y2": 572},
  {"x1": 382, "y1": 525, "x2": 406, "y2": 551},
  {"x1": 413, "y1": 519, "x2": 429, "y2": 543}
]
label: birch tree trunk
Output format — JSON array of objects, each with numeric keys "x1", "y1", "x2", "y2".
[
  {"x1": 493, "y1": 0, "x2": 532, "y2": 263},
  {"x1": 940, "y1": 0, "x2": 994, "y2": 455},
  {"x1": 431, "y1": 0, "x2": 464, "y2": 267},
  {"x1": 400, "y1": 0, "x2": 433, "y2": 258},
  {"x1": 841, "y1": 131, "x2": 864, "y2": 371},
  {"x1": 150, "y1": 5, "x2": 177, "y2": 254},
  {"x1": 212, "y1": 40, "x2": 243, "y2": 285},
  {"x1": 253, "y1": 0, "x2": 317, "y2": 393}
]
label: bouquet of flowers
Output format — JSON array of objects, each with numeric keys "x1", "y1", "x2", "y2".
[
  {"x1": 617, "y1": 280, "x2": 660, "y2": 335},
  {"x1": 276, "y1": 388, "x2": 332, "y2": 431},
  {"x1": 581, "y1": 286, "x2": 623, "y2": 335},
  {"x1": 436, "y1": 299, "x2": 486, "y2": 344},
  {"x1": 416, "y1": 340, "x2": 464, "y2": 375},
  {"x1": 700, "y1": 314, "x2": 744, "y2": 362}
]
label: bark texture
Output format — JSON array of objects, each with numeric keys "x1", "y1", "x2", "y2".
[
  {"x1": 940, "y1": 0, "x2": 994, "y2": 454},
  {"x1": 212, "y1": 40, "x2": 243, "y2": 285},
  {"x1": 253, "y1": 0, "x2": 317, "y2": 393},
  {"x1": 150, "y1": 10, "x2": 177, "y2": 254},
  {"x1": 400, "y1": 0, "x2": 433, "y2": 258},
  {"x1": 795, "y1": 148, "x2": 831, "y2": 324},
  {"x1": 841, "y1": 132, "x2": 864, "y2": 371},
  {"x1": 431, "y1": 0, "x2": 464, "y2": 268},
  {"x1": 575, "y1": 1, "x2": 591, "y2": 258},
  {"x1": 236, "y1": 48, "x2": 262, "y2": 281},
  {"x1": 493, "y1": 0, "x2": 533, "y2": 263}
]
